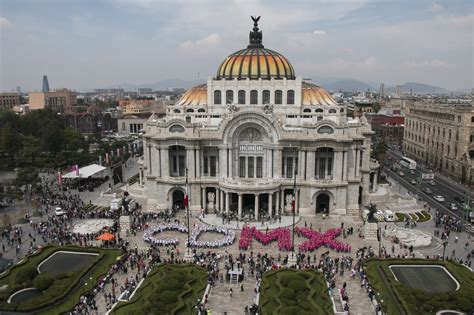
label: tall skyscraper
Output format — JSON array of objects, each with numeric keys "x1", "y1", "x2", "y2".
[
  {"x1": 42, "y1": 75, "x2": 50, "y2": 93},
  {"x1": 379, "y1": 83, "x2": 385, "y2": 98}
]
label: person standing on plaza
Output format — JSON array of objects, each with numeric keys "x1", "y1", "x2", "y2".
[{"x1": 229, "y1": 288, "x2": 233, "y2": 298}]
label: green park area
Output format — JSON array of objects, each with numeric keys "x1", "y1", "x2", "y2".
[
  {"x1": 112, "y1": 264, "x2": 208, "y2": 315},
  {"x1": 0, "y1": 245, "x2": 120, "y2": 314},
  {"x1": 364, "y1": 258, "x2": 474, "y2": 314},
  {"x1": 259, "y1": 269, "x2": 333, "y2": 315}
]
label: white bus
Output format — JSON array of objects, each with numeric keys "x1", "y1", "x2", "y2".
[{"x1": 400, "y1": 157, "x2": 417, "y2": 170}]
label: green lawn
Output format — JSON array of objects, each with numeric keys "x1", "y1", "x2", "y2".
[
  {"x1": 364, "y1": 258, "x2": 474, "y2": 314},
  {"x1": 0, "y1": 245, "x2": 120, "y2": 314},
  {"x1": 259, "y1": 269, "x2": 333, "y2": 315},
  {"x1": 112, "y1": 264, "x2": 208, "y2": 315}
]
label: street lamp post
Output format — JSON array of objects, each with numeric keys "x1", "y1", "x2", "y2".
[
  {"x1": 185, "y1": 168, "x2": 190, "y2": 255},
  {"x1": 442, "y1": 241, "x2": 448, "y2": 260},
  {"x1": 291, "y1": 169, "x2": 297, "y2": 261}
]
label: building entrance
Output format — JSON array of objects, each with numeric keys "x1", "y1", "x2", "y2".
[
  {"x1": 172, "y1": 190, "x2": 184, "y2": 210},
  {"x1": 316, "y1": 193, "x2": 329, "y2": 213}
]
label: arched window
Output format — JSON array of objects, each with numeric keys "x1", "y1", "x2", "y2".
[
  {"x1": 262, "y1": 90, "x2": 270, "y2": 104},
  {"x1": 250, "y1": 90, "x2": 258, "y2": 105},
  {"x1": 287, "y1": 90, "x2": 295, "y2": 104},
  {"x1": 214, "y1": 90, "x2": 221, "y2": 105},
  {"x1": 317, "y1": 126, "x2": 334, "y2": 134},
  {"x1": 275, "y1": 90, "x2": 283, "y2": 105},
  {"x1": 226, "y1": 90, "x2": 234, "y2": 104},
  {"x1": 173, "y1": 109, "x2": 181, "y2": 113},
  {"x1": 197, "y1": 108, "x2": 205, "y2": 113},
  {"x1": 315, "y1": 108, "x2": 323, "y2": 113},
  {"x1": 238, "y1": 90, "x2": 245, "y2": 104},
  {"x1": 340, "y1": 108, "x2": 344, "y2": 113},
  {"x1": 328, "y1": 109, "x2": 337, "y2": 113},
  {"x1": 169, "y1": 124, "x2": 185, "y2": 133},
  {"x1": 303, "y1": 108, "x2": 311, "y2": 113},
  {"x1": 186, "y1": 109, "x2": 194, "y2": 113}
]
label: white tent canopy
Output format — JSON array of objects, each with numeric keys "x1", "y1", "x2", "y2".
[{"x1": 62, "y1": 164, "x2": 107, "y2": 179}]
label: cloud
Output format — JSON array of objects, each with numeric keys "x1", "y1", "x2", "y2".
[
  {"x1": 179, "y1": 33, "x2": 220, "y2": 51},
  {"x1": 404, "y1": 59, "x2": 448, "y2": 68},
  {"x1": 312, "y1": 30, "x2": 326, "y2": 36},
  {"x1": 0, "y1": 17, "x2": 12, "y2": 28},
  {"x1": 430, "y1": 3, "x2": 444, "y2": 12}
]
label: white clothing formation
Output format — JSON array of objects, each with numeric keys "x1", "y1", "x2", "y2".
[
  {"x1": 187, "y1": 225, "x2": 235, "y2": 248},
  {"x1": 143, "y1": 223, "x2": 188, "y2": 246}
]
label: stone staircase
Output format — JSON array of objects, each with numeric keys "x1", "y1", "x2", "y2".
[
  {"x1": 334, "y1": 273, "x2": 375, "y2": 315},
  {"x1": 364, "y1": 223, "x2": 379, "y2": 241}
]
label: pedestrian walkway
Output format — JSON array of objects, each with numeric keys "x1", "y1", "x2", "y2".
[
  {"x1": 334, "y1": 272, "x2": 375, "y2": 315},
  {"x1": 199, "y1": 214, "x2": 301, "y2": 230},
  {"x1": 206, "y1": 272, "x2": 256, "y2": 314}
]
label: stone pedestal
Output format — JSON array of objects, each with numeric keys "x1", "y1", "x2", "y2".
[{"x1": 183, "y1": 247, "x2": 194, "y2": 262}]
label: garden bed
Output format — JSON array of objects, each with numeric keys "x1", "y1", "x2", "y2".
[
  {"x1": 111, "y1": 264, "x2": 208, "y2": 315},
  {"x1": 0, "y1": 245, "x2": 120, "y2": 314},
  {"x1": 259, "y1": 269, "x2": 333, "y2": 314},
  {"x1": 364, "y1": 258, "x2": 474, "y2": 314}
]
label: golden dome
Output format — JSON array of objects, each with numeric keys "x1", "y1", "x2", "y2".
[
  {"x1": 216, "y1": 48, "x2": 295, "y2": 80},
  {"x1": 302, "y1": 82, "x2": 338, "y2": 106},
  {"x1": 216, "y1": 16, "x2": 295, "y2": 80},
  {"x1": 176, "y1": 84, "x2": 207, "y2": 106}
]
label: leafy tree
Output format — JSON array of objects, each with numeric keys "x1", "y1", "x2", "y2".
[
  {"x1": 20, "y1": 135, "x2": 41, "y2": 164},
  {"x1": 0, "y1": 123, "x2": 23, "y2": 165},
  {"x1": 14, "y1": 166, "x2": 39, "y2": 187},
  {"x1": 41, "y1": 120, "x2": 64, "y2": 155}
]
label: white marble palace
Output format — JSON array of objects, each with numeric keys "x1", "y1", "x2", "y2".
[{"x1": 140, "y1": 17, "x2": 378, "y2": 218}]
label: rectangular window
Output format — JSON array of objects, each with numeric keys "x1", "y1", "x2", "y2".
[
  {"x1": 178, "y1": 155, "x2": 185, "y2": 176},
  {"x1": 210, "y1": 156, "x2": 217, "y2": 177},
  {"x1": 240, "y1": 157, "x2": 246, "y2": 178},
  {"x1": 319, "y1": 158, "x2": 326, "y2": 179},
  {"x1": 122, "y1": 122, "x2": 126, "y2": 131},
  {"x1": 203, "y1": 157, "x2": 209, "y2": 175},
  {"x1": 327, "y1": 157, "x2": 333, "y2": 176},
  {"x1": 282, "y1": 157, "x2": 285, "y2": 176},
  {"x1": 315, "y1": 157, "x2": 319, "y2": 178},
  {"x1": 256, "y1": 157, "x2": 263, "y2": 178},
  {"x1": 173, "y1": 155, "x2": 177, "y2": 172},
  {"x1": 248, "y1": 157, "x2": 254, "y2": 178},
  {"x1": 286, "y1": 157, "x2": 293, "y2": 178},
  {"x1": 359, "y1": 151, "x2": 363, "y2": 168}
]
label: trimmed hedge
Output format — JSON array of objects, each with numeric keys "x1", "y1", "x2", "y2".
[
  {"x1": 259, "y1": 269, "x2": 333, "y2": 314},
  {"x1": 112, "y1": 264, "x2": 208, "y2": 315},
  {"x1": 364, "y1": 258, "x2": 474, "y2": 314},
  {"x1": 0, "y1": 245, "x2": 120, "y2": 314}
]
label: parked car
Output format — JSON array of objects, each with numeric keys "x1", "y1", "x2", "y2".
[
  {"x1": 384, "y1": 210, "x2": 396, "y2": 222},
  {"x1": 429, "y1": 180, "x2": 436, "y2": 186},
  {"x1": 423, "y1": 188, "x2": 432, "y2": 194},
  {"x1": 399, "y1": 171, "x2": 404, "y2": 177},
  {"x1": 54, "y1": 207, "x2": 66, "y2": 216},
  {"x1": 410, "y1": 179, "x2": 417, "y2": 185},
  {"x1": 448, "y1": 203, "x2": 459, "y2": 211},
  {"x1": 433, "y1": 195, "x2": 445, "y2": 202}
]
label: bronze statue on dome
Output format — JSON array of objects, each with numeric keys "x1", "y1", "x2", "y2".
[{"x1": 248, "y1": 16, "x2": 263, "y2": 48}]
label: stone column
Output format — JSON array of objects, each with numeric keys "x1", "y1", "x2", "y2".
[
  {"x1": 216, "y1": 188, "x2": 220, "y2": 212},
  {"x1": 219, "y1": 148, "x2": 226, "y2": 179},
  {"x1": 280, "y1": 189, "x2": 285, "y2": 214},
  {"x1": 162, "y1": 147, "x2": 169, "y2": 178},
  {"x1": 298, "y1": 150, "x2": 305, "y2": 180},
  {"x1": 342, "y1": 150, "x2": 348, "y2": 181},
  {"x1": 238, "y1": 194, "x2": 243, "y2": 219},
  {"x1": 196, "y1": 148, "x2": 201, "y2": 178},
  {"x1": 225, "y1": 192, "x2": 230, "y2": 215},
  {"x1": 201, "y1": 188, "x2": 206, "y2": 211},
  {"x1": 268, "y1": 193, "x2": 273, "y2": 218},
  {"x1": 228, "y1": 149, "x2": 233, "y2": 178},
  {"x1": 254, "y1": 194, "x2": 259, "y2": 220},
  {"x1": 274, "y1": 149, "x2": 282, "y2": 178},
  {"x1": 138, "y1": 167, "x2": 143, "y2": 186},
  {"x1": 220, "y1": 190, "x2": 224, "y2": 212},
  {"x1": 275, "y1": 191, "x2": 280, "y2": 215},
  {"x1": 333, "y1": 150, "x2": 342, "y2": 182},
  {"x1": 187, "y1": 148, "x2": 195, "y2": 180},
  {"x1": 307, "y1": 150, "x2": 315, "y2": 180},
  {"x1": 373, "y1": 172, "x2": 378, "y2": 192}
]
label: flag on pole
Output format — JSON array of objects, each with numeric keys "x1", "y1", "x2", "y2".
[
  {"x1": 291, "y1": 196, "x2": 295, "y2": 212},
  {"x1": 184, "y1": 170, "x2": 189, "y2": 207},
  {"x1": 75, "y1": 165, "x2": 79, "y2": 176}
]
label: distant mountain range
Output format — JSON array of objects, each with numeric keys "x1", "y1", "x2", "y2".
[{"x1": 106, "y1": 77, "x2": 469, "y2": 95}]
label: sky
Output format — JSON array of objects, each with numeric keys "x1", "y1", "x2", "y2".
[{"x1": 0, "y1": 0, "x2": 473, "y2": 91}]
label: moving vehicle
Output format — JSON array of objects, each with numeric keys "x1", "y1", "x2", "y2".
[
  {"x1": 433, "y1": 195, "x2": 445, "y2": 202},
  {"x1": 399, "y1": 171, "x2": 405, "y2": 177},
  {"x1": 429, "y1": 180, "x2": 436, "y2": 186},
  {"x1": 448, "y1": 203, "x2": 459, "y2": 211},
  {"x1": 54, "y1": 207, "x2": 66, "y2": 216},
  {"x1": 410, "y1": 169, "x2": 416, "y2": 175},
  {"x1": 410, "y1": 179, "x2": 417, "y2": 185},
  {"x1": 400, "y1": 156, "x2": 417, "y2": 170},
  {"x1": 423, "y1": 188, "x2": 432, "y2": 194}
]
